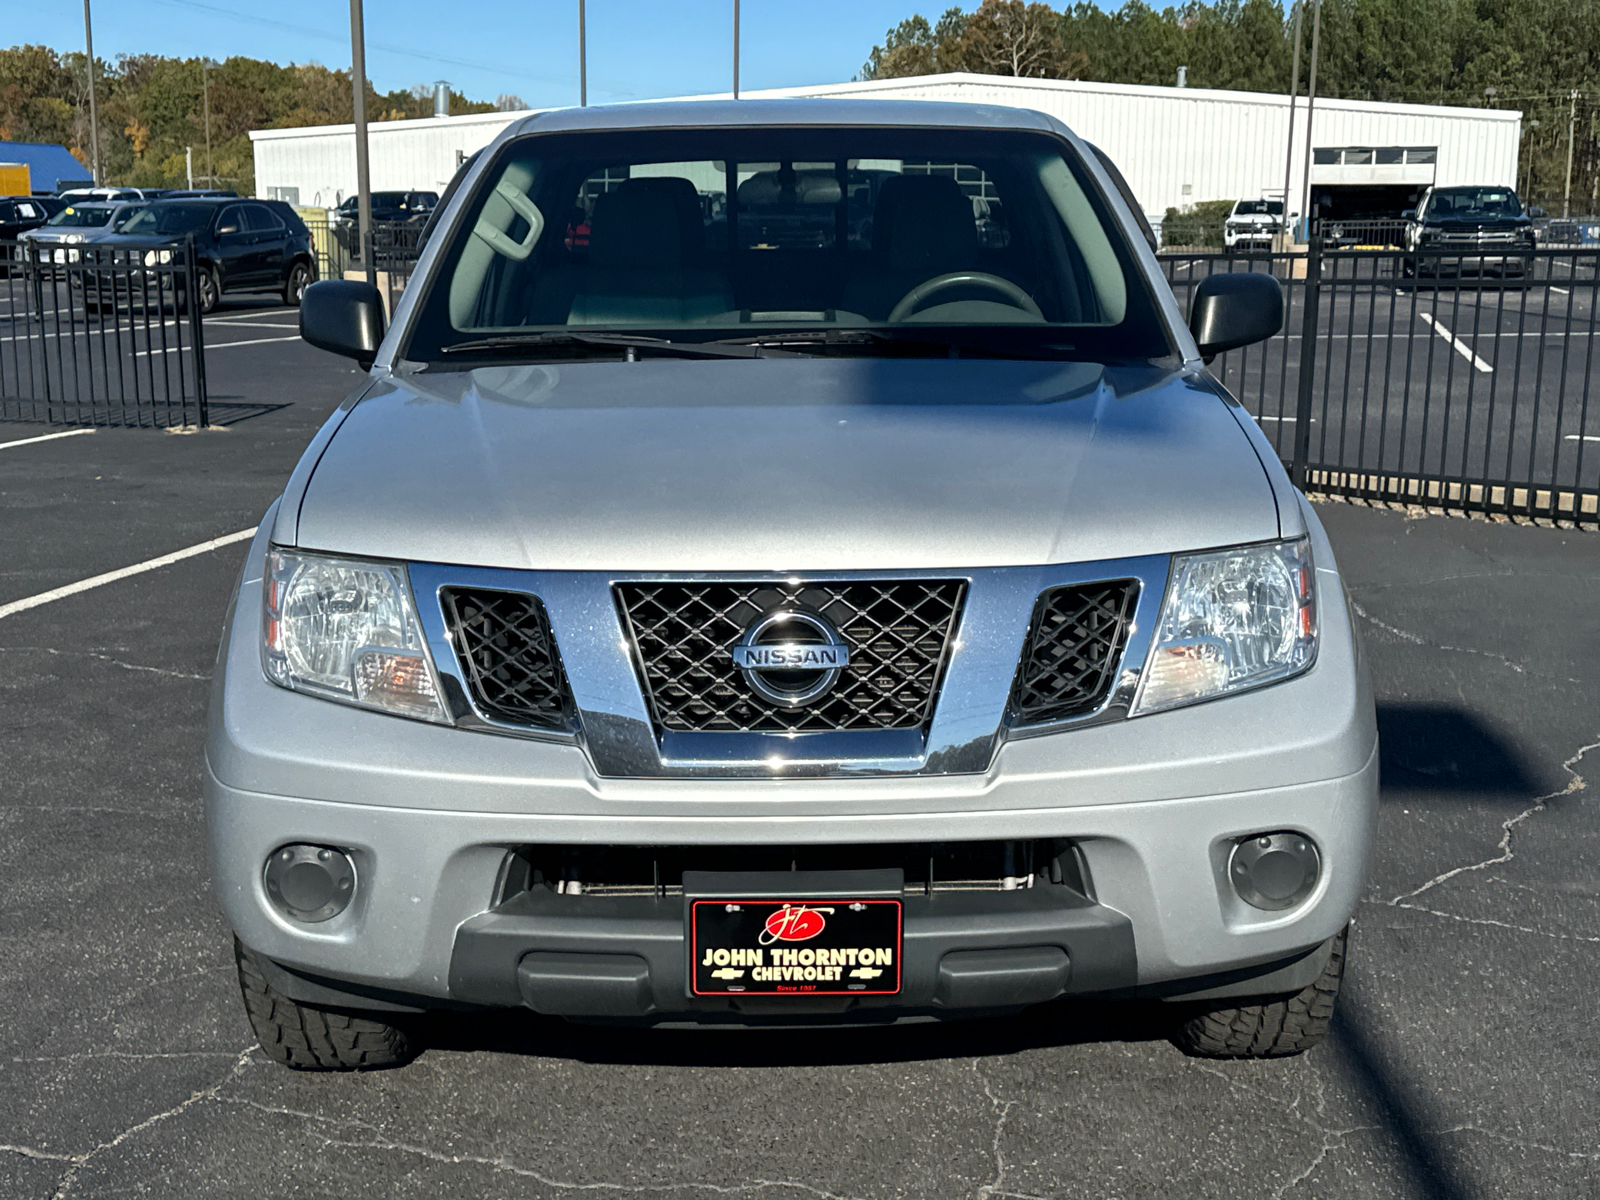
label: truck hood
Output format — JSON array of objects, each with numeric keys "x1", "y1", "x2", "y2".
[{"x1": 289, "y1": 357, "x2": 1281, "y2": 571}]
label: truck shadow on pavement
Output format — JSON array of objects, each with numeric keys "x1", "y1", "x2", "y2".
[{"x1": 1377, "y1": 702, "x2": 1539, "y2": 797}]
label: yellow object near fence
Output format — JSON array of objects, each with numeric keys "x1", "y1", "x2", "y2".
[{"x1": 294, "y1": 207, "x2": 349, "y2": 282}]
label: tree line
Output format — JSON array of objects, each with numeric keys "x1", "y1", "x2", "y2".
[
  {"x1": 862, "y1": 0, "x2": 1600, "y2": 214},
  {"x1": 0, "y1": 45, "x2": 522, "y2": 197}
]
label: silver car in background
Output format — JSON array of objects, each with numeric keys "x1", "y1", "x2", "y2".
[
  {"x1": 19, "y1": 200, "x2": 147, "y2": 265},
  {"x1": 208, "y1": 100, "x2": 1376, "y2": 1071}
]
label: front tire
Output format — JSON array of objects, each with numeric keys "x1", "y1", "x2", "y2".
[
  {"x1": 1172, "y1": 924, "x2": 1348, "y2": 1059},
  {"x1": 283, "y1": 260, "x2": 312, "y2": 307},
  {"x1": 196, "y1": 266, "x2": 219, "y2": 314},
  {"x1": 234, "y1": 937, "x2": 419, "y2": 1071}
]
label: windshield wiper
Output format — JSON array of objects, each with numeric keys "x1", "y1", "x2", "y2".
[
  {"x1": 714, "y1": 328, "x2": 1080, "y2": 360},
  {"x1": 440, "y1": 331, "x2": 801, "y2": 360}
]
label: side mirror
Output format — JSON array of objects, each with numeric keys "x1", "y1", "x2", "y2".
[
  {"x1": 300, "y1": 280, "x2": 385, "y2": 369},
  {"x1": 1189, "y1": 273, "x2": 1283, "y2": 360},
  {"x1": 1529, "y1": 206, "x2": 1545, "y2": 218},
  {"x1": 217, "y1": 223, "x2": 240, "y2": 235},
  {"x1": 1401, "y1": 209, "x2": 1415, "y2": 219}
]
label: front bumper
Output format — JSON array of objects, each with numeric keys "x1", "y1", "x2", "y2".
[{"x1": 208, "y1": 509, "x2": 1378, "y2": 1018}]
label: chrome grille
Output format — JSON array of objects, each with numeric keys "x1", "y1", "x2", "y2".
[
  {"x1": 616, "y1": 580, "x2": 966, "y2": 733},
  {"x1": 440, "y1": 587, "x2": 573, "y2": 730},
  {"x1": 1010, "y1": 579, "x2": 1139, "y2": 726}
]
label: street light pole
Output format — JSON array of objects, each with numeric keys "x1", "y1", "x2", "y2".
[
  {"x1": 1563, "y1": 89, "x2": 1579, "y2": 219},
  {"x1": 1279, "y1": 0, "x2": 1303, "y2": 243},
  {"x1": 578, "y1": 0, "x2": 586, "y2": 106},
  {"x1": 202, "y1": 59, "x2": 214, "y2": 188},
  {"x1": 349, "y1": 0, "x2": 375, "y2": 286},
  {"x1": 732, "y1": 0, "x2": 740, "y2": 100},
  {"x1": 83, "y1": 0, "x2": 101, "y2": 186},
  {"x1": 1297, "y1": 0, "x2": 1323, "y2": 239}
]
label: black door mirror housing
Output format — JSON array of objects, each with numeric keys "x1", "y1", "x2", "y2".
[
  {"x1": 1188, "y1": 272, "x2": 1284, "y2": 360},
  {"x1": 300, "y1": 280, "x2": 386, "y2": 369}
]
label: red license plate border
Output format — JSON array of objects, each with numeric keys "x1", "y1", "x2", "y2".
[{"x1": 688, "y1": 897, "x2": 904, "y2": 998}]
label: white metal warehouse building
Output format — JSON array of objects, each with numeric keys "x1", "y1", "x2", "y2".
[{"x1": 250, "y1": 72, "x2": 1521, "y2": 228}]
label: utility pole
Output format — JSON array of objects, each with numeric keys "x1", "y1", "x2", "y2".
[
  {"x1": 349, "y1": 0, "x2": 375, "y2": 286},
  {"x1": 1563, "y1": 89, "x2": 1578, "y2": 219},
  {"x1": 185, "y1": 146, "x2": 193, "y2": 190},
  {"x1": 578, "y1": 0, "x2": 586, "y2": 106},
  {"x1": 1280, "y1": 0, "x2": 1304, "y2": 244},
  {"x1": 1297, "y1": 0, "x2": 1323, "y2": 239},
  {"x1": 201, "y1": 58, "x2": 219, "y2": 186},
  {"x1": 83, "y1": 0, "x2": 101, "y2": 186},
  {"x1": 732, "y1": 0, "x2": 740, "y2": 99}
]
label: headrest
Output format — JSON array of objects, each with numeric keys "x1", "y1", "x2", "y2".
[
  {"x1": 874, "y1": 174, "x2": 979, "y2": 273},
  {"x1": 619, "y1": 176, "x2": 706, "y2": 254},
  {"x1": 737, "y1": 170, "x2": 843, "y2": 207},
  {"x1": 588, "y1": 187, "x2": 682, "y2": 269}
]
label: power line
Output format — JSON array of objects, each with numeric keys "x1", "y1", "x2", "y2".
[{"x1": 146, "y1": 0, "x2": 636, "y2": 94}]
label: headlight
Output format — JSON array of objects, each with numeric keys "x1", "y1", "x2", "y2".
[
  {"x1": 142, "y1": 248, "x2": 173, "y2": 266},
  {"x1": 262, "y1": 549, "x2": 447, "y2": 723},
  {"x1": 1133, "y1": 537, "x2": 1317, "y2": 715}
]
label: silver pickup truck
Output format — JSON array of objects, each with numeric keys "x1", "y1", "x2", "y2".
[{"x1": 207, "y1": 99, "x2": 1376, "y2": 1071}]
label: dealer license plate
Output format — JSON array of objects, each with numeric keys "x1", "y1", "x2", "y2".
[{"x1": 690, "y1": 898, "x2": 903, "y2": 997}]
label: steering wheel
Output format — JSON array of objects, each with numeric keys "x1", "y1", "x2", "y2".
[{"x1": 886, "y1": 271, "x2": 1044, "y2": 323}]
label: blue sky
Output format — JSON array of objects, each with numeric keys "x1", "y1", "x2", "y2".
[{"x1": 17, "y1": 0, "x2": 949, "y2": 109}]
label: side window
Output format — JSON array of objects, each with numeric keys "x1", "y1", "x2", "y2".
[{"x1": 244, "y1": 204, "x2": 284, "y2": 232}]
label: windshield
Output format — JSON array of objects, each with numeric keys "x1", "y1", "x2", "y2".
[
  {"x1": 1426, "y1": 187, "x2": 1523, "y2": 219},
  {"x1": 49, "y1": 206, "x2": 117, "y2": 228},
  {"x1": 1234, "y1": 199, "x2": 1283, "y2": 216},
  {"x1": 120, "y1": 203, "x2": 216, "y2": 236},
  {"x1": 405, "y1": 126, "x2": 1169, "y2": 362}
]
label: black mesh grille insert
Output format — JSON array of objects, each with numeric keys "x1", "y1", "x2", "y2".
[
  {"x1": 440, "y1": 588, "x2": 573, "y2": 730},
  {"x1": 1010, "y1": 579, "x2": 1140, "y2": 726},
  {"x1": 616, "y1": 580, "x2": 966, "y2": 733}
]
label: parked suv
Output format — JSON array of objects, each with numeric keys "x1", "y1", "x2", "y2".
[
  {"x1": 94, "y1": 198, "x2": 316, "y2": 311},
  {"x1": 1403, "y1": 185, "x2": 1536, "y2": 279},
  {"x1": 1223, "y1": 198, "x2": 1283, "y2": 252},
  {"x1": 211, "y1": 100, "x2": 1376, "y2": 1071}
]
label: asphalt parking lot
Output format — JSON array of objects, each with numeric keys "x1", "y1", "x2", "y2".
[{"x1": 2, "y1": 309, "x2": 1598, "y2": 1199}]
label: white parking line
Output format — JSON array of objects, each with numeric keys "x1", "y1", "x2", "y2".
[
  {"x1": 0, "y1": 428, "x2": 95, "y2": 451},
  {"x1": 0, "y1": 527, "x2": 257, "y2": 621},
  {"x1": 1564, "y1": 434, "x2": 1600, "y2": 442},
  {"x1": 1417, "y1": 312, "x2": 1494, "y2": 373},
  {"x1": 205, "y1": 320, "x2": 300, "y2": 330},
  {"x1": 136, "y1": 334, "x2": 300, "y2": 357},
  {"x1": 1552, "y1": 287, "x2": 1571, "y2": 295}
]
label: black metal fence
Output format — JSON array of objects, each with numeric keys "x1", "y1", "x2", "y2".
[
  {"x1": 1, "y1": 238, "x2": 208, "y2": 428},
  {"x1": 1162, "y1": 241, "x2": 1600, "y2": 524}
]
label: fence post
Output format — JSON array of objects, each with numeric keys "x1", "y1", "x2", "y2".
[
  {"x1": 1290, "y1": 235, "x2": 1323, "y2": 488},
  {"x1": 185, "y1": 234, "x2": 209, "y2": 428}
]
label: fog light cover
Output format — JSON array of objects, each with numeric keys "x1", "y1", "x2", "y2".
[
  {"x1": 264, "y1": 844, "x2": 356, "y2": 923},
  {"x1": 1229, "y1": 832, "x2": 1320, "y2": 911}
]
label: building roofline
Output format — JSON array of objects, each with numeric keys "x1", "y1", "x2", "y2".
[
  {"x1": 249, "y1": 109, "x2": 537, "y2": 142},
  {"x1": 248, "y1": 72, "x2": 1522, "y2": 143}
]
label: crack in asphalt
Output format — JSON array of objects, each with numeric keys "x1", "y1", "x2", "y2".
[
  {"x1": 1377, "y1": 900, "x2": 1600, "y2": 944},
  {"x1": 1388, "y1": 736, "x2": 1598, "y2": 906},
  {"x1": 1348, "y1": 599, "x2": 1528, "y2": 674},
  {"x1": 43, "y1": 1046, "x2": 257, "y2": 1199},
  {"x1": 972, "y1": 1065, "x2": 1051, "y2": 1200},
  {"x1": 1435, "y1": 1124, "x2": 1600, "y2": 1161},
  {"x1": 0, "y1": 645, "x2": 210, "y2": 681},
  {"x1": 10, "y1": 1050, "x2": 244, "y2": 1065},
  {"x1": 208, "y1": 1092, "x2": 874, "y2": 1200},
  {"x1": 1189, "y1": 1064, "x2": 1378, "y2": 1199}
]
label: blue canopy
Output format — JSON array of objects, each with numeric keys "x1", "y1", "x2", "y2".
[{"x1": 0, "y1": 141, "x2": 93, "y2": 194}]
